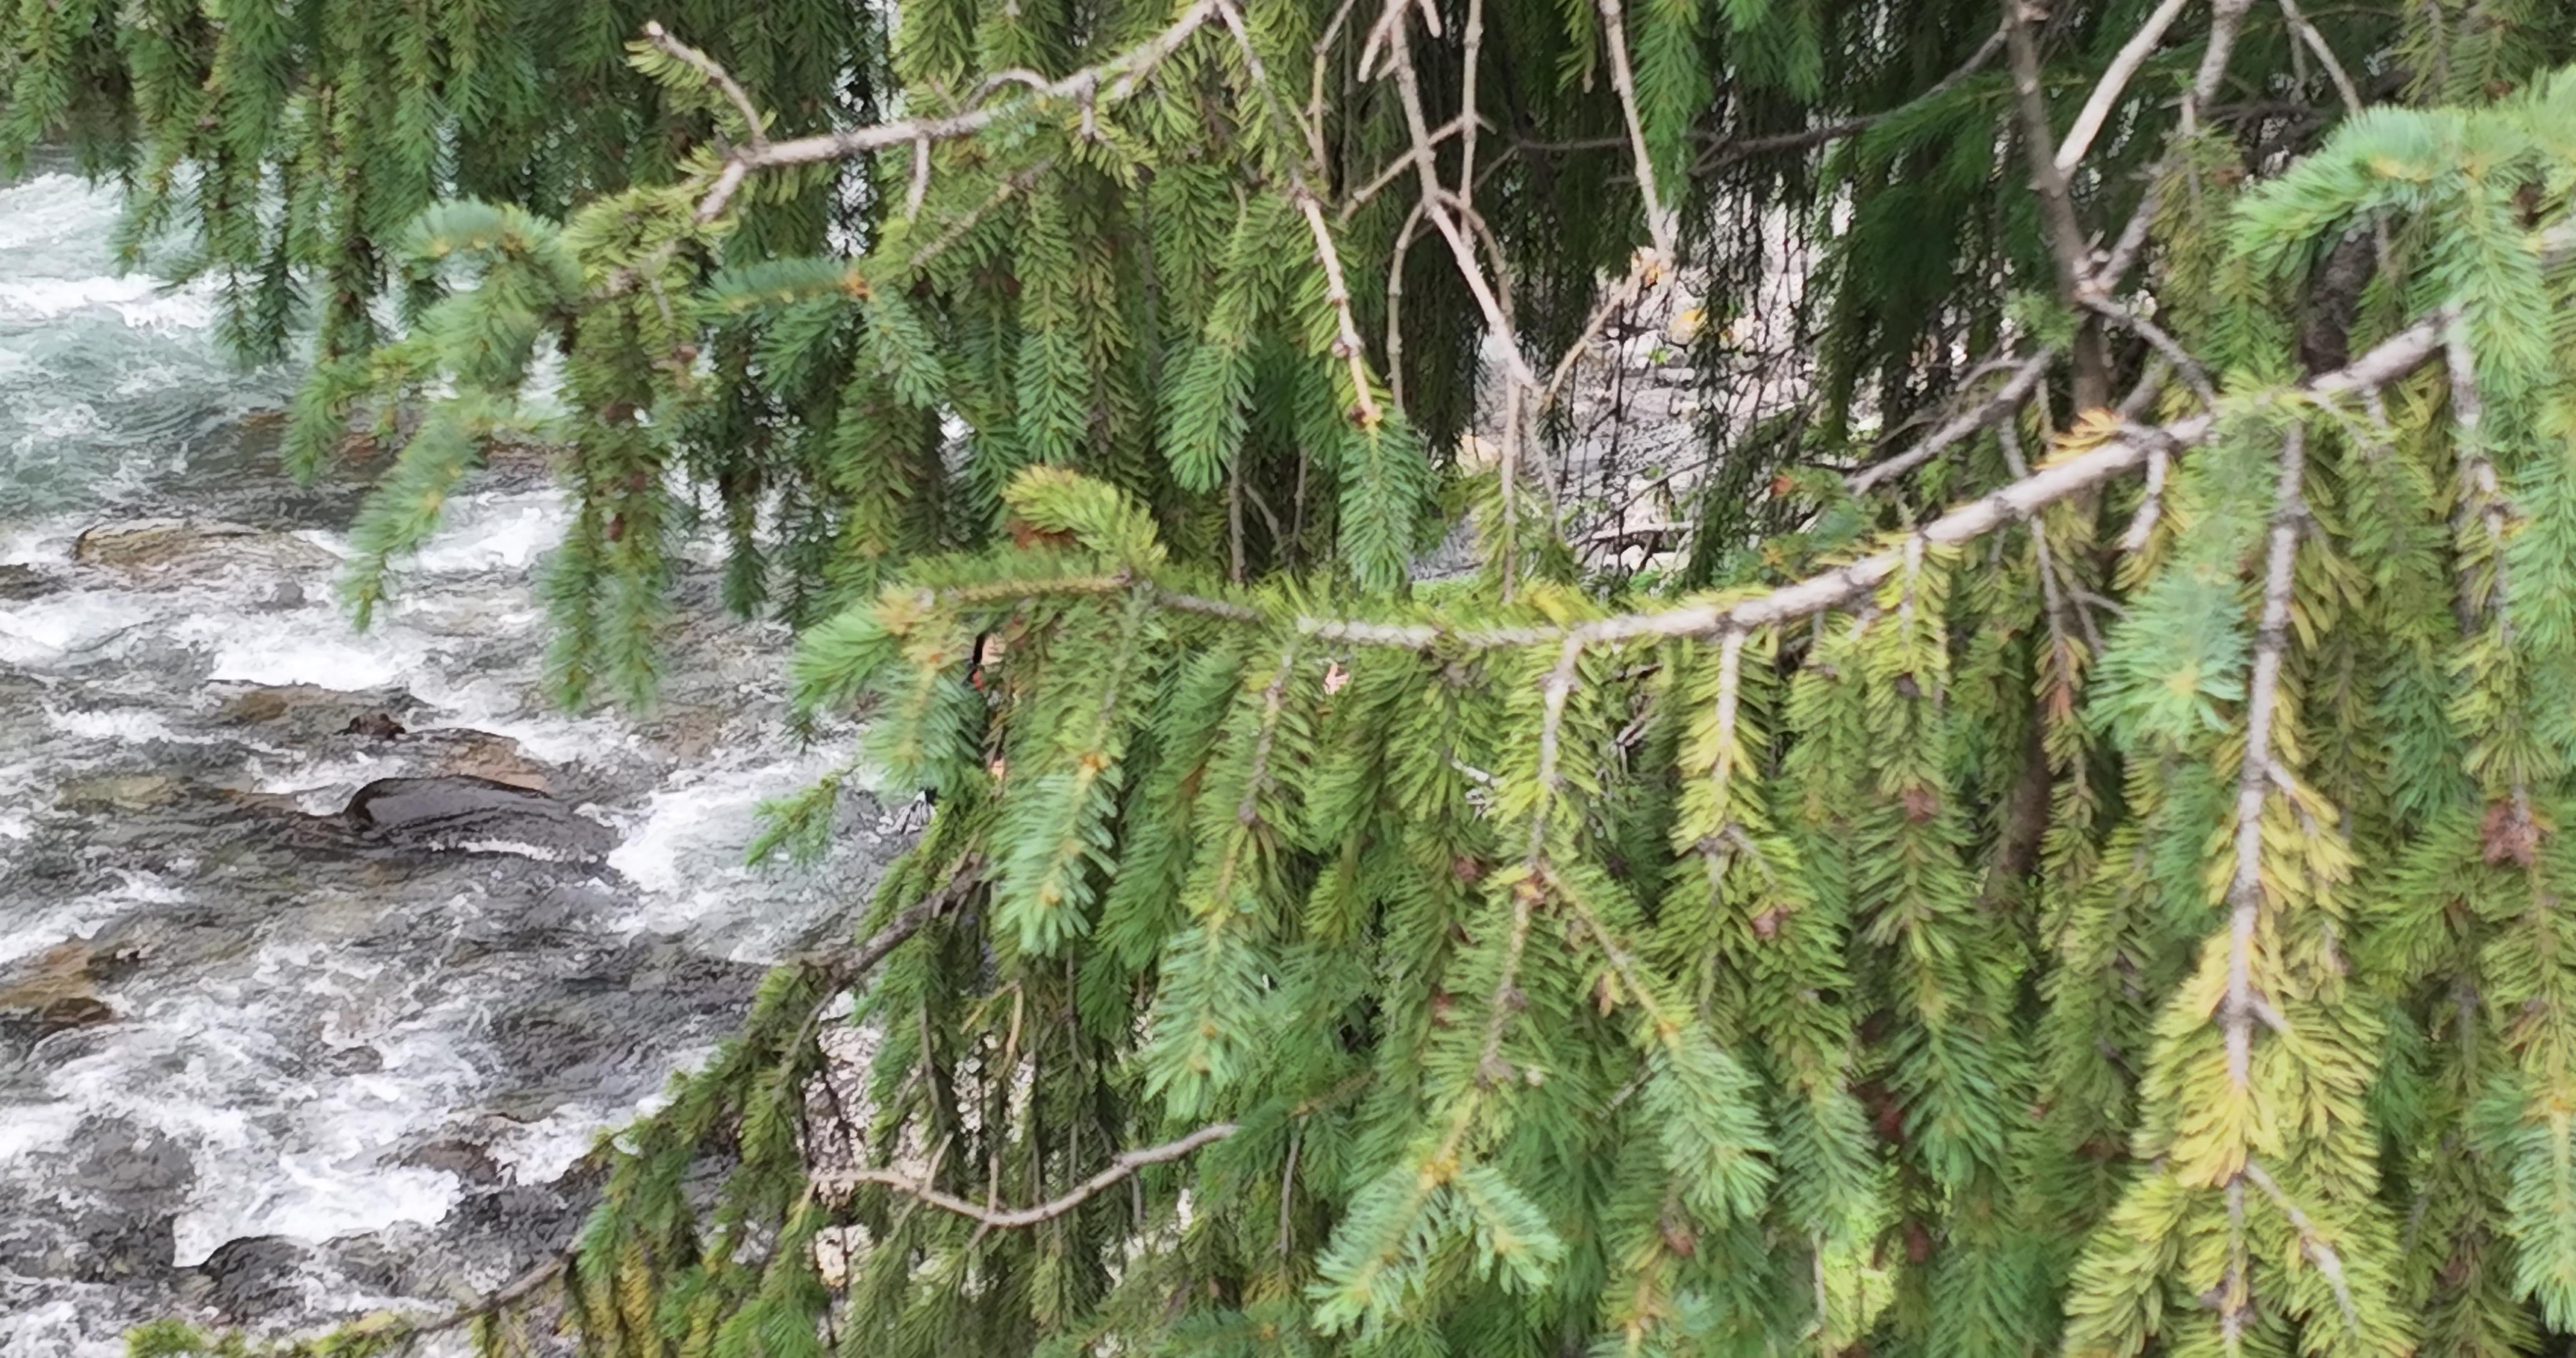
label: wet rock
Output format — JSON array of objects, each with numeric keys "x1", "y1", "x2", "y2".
[
  {"x1": 73, "y1": 519, "x2": 338, "y2": 579},
  {"x1": 342, "y1": 711, "x2": 406, "y2": 739},
  {"x1": 216, "y1": 683, "x2": 425, "y2": 739},
  {"x1": 320, "y1": 1044, "x2": 385, "y2": 1075},
  {"x1": 56, "y1": 772, "x2": 183, "y2": 812},
  {"x1": 0, "y1": 941, "x2": 109, "y2": 1022},
  {"x1": 340, "y1": 775, "x2": 616, "y2": 860},
  {"x1": 0, "y1": 1120, "x2": 197, "y2": 1282},
  {"x1": 0, "y1": 561, "x2": 60, "y2": 599},
  {"x1": 256, "y1": 580, "x2": 307, "y2": 612},
  {"x1": 31, "y1": 995, "x2": 114, "y2": 1035},
  {"x1": 196, "y1": 1236, "x2": 312, "y2": 1320},
  {"x1": 404, "y1": 1138, "x2": 504, "y2": 1186},
  {"x1": 405, "y1": 728, "x2": 553, "y2": 791}
]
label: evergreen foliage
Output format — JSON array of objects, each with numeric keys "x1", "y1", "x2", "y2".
[{"x1": 21, "y1": 0, "x2": 2576, "y2": 1352}]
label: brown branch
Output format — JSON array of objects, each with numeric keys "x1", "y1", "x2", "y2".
[
  {"x1": 2080, "y1": 295, "x2": 2218, "y2": 407},
  {"x1": 1292, "y1": 310, "x2": 2450, "y2": 651},
  {"x1": 1382, "y1": 15, "x2": 1539, "y2": 389},
  {"x1": 847, "y1": 1123, "x2": 1239, "y2": 1229},
  {"x1": 809, "y1": 853, "x2": 987, "y2": 992},
  {"x1": 2275, "y1": 0, "x2": 2364, "y2": 114},
  {"x1": 2000, "y1": 0, "x2": 2111, "y2": 408}
]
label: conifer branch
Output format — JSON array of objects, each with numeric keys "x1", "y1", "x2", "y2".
[
  {"x1": 2241, "y1": 1159, "x2": 2363, "y2": 1331},
  {"x1": 1689, "y1": 23, "x2": 2009, "y2": 174},
  {"x1": 845, "y1": 1122, "x2": 1240, "y2": 1228},
  {"x1": 1208, "y1": 1, "x2": 1387, "y2": 428},
  {"x1": 2222, "y1": 420, "x2": 2305, "y2": 1096},
  {"x1": 686, "y1": 0, "x2": 1227, "y2": 219}
]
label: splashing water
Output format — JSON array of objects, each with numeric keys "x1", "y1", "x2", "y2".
[{"x1": 0, "y1": 159, "x2": 900, "y2": 1354}]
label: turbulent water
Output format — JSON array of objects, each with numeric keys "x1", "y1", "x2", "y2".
[{"x1": 0, "y1": 158, "x2": 903, "y2": 1353}]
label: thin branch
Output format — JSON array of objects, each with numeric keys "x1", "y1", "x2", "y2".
[
  {"x1": 2000, "y1": 0, "x2": 2110, "y2": 407},
  {"x1": 642, "y1": 22, "x2": 770, "y2": 152},
  {"x1": 2184, "y1": 0, "x2": 2259, "y2": 131},
  {"x1": 1592, "y1": 0, "x2": 1678, "y2": 262},
  {"x1": 2241, "y1": 1159, "x2": 2363, "y2": 1332},
  {"x1": 2052, "y1": 0, "x2": 2193, "y2": 175},
  {"x1": 2080, "y1": 294, "x2": 2218, "y2": 407},
  {"x1": 2223, "y1": 421, "x2": 2304, "y2": 1097},
  {"x1": 847, "y1": 1123, "x2": 1240, "y2": 1229},
  {"x1": 1695, "y1": 23, "x2": 2008, "y2": 174},
  {"x1": 1295, "y1": 311, "x2": 2449, "y2": 651},
  {"x1": 1210, "y1": 2, "x2": 1387, "y2": 428},
  {"x1": 688, "y1": 0, "x2": 1226, "y2": 219},
  {"x1": 1456, "y1": 0, "x2": 1487, "y2": 201},
  {"x1": 809, "y1": 853, "x2": 987, "y2": 991},
  {"x1": 2276, "y1": 0, "x2": 2364, "y2": 114},
  {"x1": 1383, "y1": 17, "x2": 1539, "y2": 389},
  {"x1": 1846, "y1": 346, "x2": 2058, "y2": 493}
]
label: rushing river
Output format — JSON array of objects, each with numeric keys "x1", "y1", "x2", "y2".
[{"x1": 0, "y1": 158, "x2": 900, "y2": 1353}]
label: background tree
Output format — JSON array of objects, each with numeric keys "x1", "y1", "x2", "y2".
[{"x1": 16, "y1": 0, "x2": 2576, "y2": 1352}]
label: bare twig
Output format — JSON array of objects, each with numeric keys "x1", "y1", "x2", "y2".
[
  {"x1": 2080, "y1": 295, "x2": 2218, "y2": 407},
  {"x1": 1592, "y1": 0, "x2": 1678, "y2": 262},
  {"x1": 2052, "y1": 0, "x2": 2192, "y2": 175},
  {"x1": 2276, "y1": 0, "x2": 2364, "y2": 114},
  {"x1": 1383, "y1": 18, "x2": 1539, "y2": 389},
  {"x1": 1693, "y1": 23, "x2": 2008, "y2": 174},
  {"x1": 2000, "y1": 0, "x2": 2111, "y2": 407},
  {"x1": 1846, "y1": 346, "x2": 2059, "y2": 493},
  {"x1": 848, "y1": 1123, "x2": 1239, "y2": 1229},
  {"x1": 643, "y1": 22, "x2": 771, "y2": 152},
  {"x1": 686, "y1": 0, "x2": 1226, "y2": 219}
]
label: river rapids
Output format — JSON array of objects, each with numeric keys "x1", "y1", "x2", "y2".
[{"x1": 0, "y1": 158, "x2": 904, "y2": 1354}]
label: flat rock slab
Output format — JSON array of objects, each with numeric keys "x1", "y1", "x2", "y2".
[
  {"x1": 73, "y1": 520, "x2": 338, "y2": 579},
  {"x1": 341, "y1": 775, "x2": 617, "y2": 861}
]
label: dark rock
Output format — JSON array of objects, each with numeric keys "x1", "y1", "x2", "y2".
[
  {"x1": 77, "y1": 1121, "x2": 195, "y2": 1198},
  {"x1": 257, "y1": 580, "x2": 306, "y2": 611},
  {"x1": 0, "y1": 562, "x2": 58, "y2": 599},
  {"x1": 320, "y1": 1044, "x2": 385, "y2": 1075},
  {"x1": 33, "y1": 995, "x2": 114, "y2": 1035},
  {"x1": 0, "y1": 1120, "x2": 198, "y2": 1282},
  {"x1": 339, "y1": 776, "x2": 616, "y2": 860},
  {"x1": 196, "y1": 1235, "x2": 311, "y2": 1320},
  {"x1": 342, "y1": 711, "x2": 406, "y2": 739},
  {"x1": 404, "y1": 1138, "x2": 504, "y2": 1186}
]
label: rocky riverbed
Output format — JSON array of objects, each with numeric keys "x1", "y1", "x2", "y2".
[{"x1": 0, "y1": 163, "x2": 905, "y2": 1354}]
